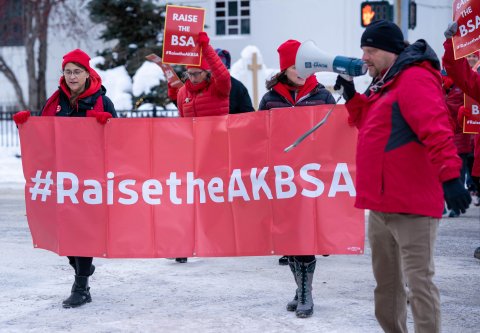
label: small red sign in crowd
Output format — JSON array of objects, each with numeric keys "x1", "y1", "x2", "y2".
[
  {"x1": 452, "y1": 0, "x2": 480, "y2": 59},
  {"x1": 451, "y1": 0, "x2": 480, "y2": 133},
  {"x1": 162, "y1": 5, "x2": 205, "y2": 66}
]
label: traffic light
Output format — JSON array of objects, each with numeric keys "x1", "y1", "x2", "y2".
[{"x1": 360, "y1": 1, "x2": 394, "y2": 27}]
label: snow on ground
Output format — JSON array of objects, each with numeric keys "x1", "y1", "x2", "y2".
[{"x1": 0, "y1": 147, "x2": 479, "y2": 332}]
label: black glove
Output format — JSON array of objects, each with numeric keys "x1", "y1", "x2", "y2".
[
  {"x1": 443, "y1": 178, "x2": 471, "y2": 214},
  {"x1": 334, "y1": 75, "x2": 356, "y2": 102}
]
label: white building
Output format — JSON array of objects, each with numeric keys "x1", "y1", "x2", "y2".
[{"x1": 0, "y1": 0, "x2": 454, "y2": 110}]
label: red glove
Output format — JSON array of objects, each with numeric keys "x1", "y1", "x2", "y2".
[
  {"x1": 86, "y1": 111, "x2": 112, "y2": 124},
  {"x1": 198, "y1": 31, "x2": 210, "y2": 48},
  {"x1": 167, "y1": 84, "x2": 178, "y2": 101},
  {"x1": 13, "y1": 111, "x2": 31, "y2": 125},
  {"x1": 457, "y1": 106, "x2": 472, "y2": 127}
]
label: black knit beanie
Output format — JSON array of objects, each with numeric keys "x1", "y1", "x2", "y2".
[{"x1": 361, "y1": 20, "x2": 405, "y2": 54}]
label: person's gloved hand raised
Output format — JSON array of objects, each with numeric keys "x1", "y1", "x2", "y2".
[
  {"x1": 444, "y1": 22, "x2": 458, "y2": 39},
  {"x1": 198, "y1": 31, "x2": 210, "y2": 49},
  {"x1": 443, "y1": 178, "x2": 471, "y2": 214},
  {"x1": 334, "y1": 75, "x2": 356, "y2": 102},
  {"x1": 457, "y1": 106, "x2": 471, "y2": 127},
  {"x1": 86, "y1": 111, "x2": 112, "y2": 124},
  {"x1": 13, "y1": 111, "x2": 31, "y2": 125},
  {"x1": 167, "y1": 83, "x2": 178, "y2": 101}
]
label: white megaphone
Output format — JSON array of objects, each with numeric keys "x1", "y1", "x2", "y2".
[{"x1": 295, "y1": 40, "x2": 367, "y2": 78}]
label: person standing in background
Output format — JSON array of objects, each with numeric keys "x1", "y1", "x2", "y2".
[{"x1": 215, "y1": 48, "x2": 255, "y2": 113}]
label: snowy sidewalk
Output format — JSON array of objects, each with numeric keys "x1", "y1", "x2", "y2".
[{"x1": 0, "y1": 188, "x2": 479, "y2": 333}]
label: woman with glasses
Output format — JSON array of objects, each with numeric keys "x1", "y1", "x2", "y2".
[
  {"x1": 14, "y1": 48, "x2": 117, "y2": 308},
  {"x1": 258, "y1": 40, "x2": 335, "y2": 319},
  {"x1": 167, "y1": 32, "x2": 231, "y2": 264},
  {"x1": 168, "y1": 31, "x2": 231, "y2": 118}
]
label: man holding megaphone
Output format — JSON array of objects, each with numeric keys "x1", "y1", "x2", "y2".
[{"x1": 335, "y1": 20, "x2": 471, "y2": 333}]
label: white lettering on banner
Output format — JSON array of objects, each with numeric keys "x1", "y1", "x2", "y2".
[
  {"x1": 187, "y1": 172, "x2": 205, "y2": 204},
  {"x1": 250, "y1": 167, "x2": 273, "y2": 200},
  {"x1": 228, "y1": 169, "x2": 250, "y2": 202},
  {"x1": 328, "y1": 163, "x2": 356, "y2": 197},
  {"x1": 57, "y1": 172, "x2": 79, "y2": 204},
  {"x1": 274, "y1": 165, "x2": 297, "y2": 199},
  {"x1": 171, "y1": 35, "x2": 195, "y2": 47},
  {"x1": 166, "y1": 172, "x2": 182, "y2": 204},
  {"x1": 473, "y1": 105, "x2": 479, "y2": 114},
  {"x1": 172, "y1": 13, "x2": 198, "y2": 22},
  {"x1": 208, "y1": 177, "x2": 224, "y2": 203},
  {"x1": 461, "y1": 6, "x2": 473, "y2": 18},
  {"x1": 32, "y1": 163, "x2": 356, "y2": 205},
  {"x1": 300, "y1": 163, "x2": 324, "y2": 197},
  {"x1": 457, "y1": 0, "x2": 470, "y2": 11},
  {"x1": 83, "y1": 179, "x2": 102, "y2": 204},
  {"x1": 142, "y1": 179, "x2": 162, "y2": 204},
  {"x1": 118, "y1": 179, "x2": 138, "y2": 205},
  {"x1": 459, "y1": 15, "x2": 480, "y2": 37}
]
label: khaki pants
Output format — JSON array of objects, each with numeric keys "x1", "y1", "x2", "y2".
[{"x1": 368, "y1": 211, "x2": 441, "y2": 333}]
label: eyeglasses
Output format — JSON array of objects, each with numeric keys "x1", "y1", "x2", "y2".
[
  {"x1": 185, "y1": 71, "x2": 204, "y2": 78},
  {"x1": 63, "y1": 69, "x2": 85, "y2": 77}
]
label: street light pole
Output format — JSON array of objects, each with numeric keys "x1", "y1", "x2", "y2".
[{"x1": 395, "y1": 0, "x2": 410, "y2": 40}]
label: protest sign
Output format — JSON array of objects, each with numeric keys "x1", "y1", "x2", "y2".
[{"x1": 162, "y1": 5, "x2": 205, "y2": 65}]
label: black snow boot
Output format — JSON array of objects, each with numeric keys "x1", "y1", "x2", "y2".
[
  {"x1": 175, "y1": 258, "x2": 188, "y2": 263},
  {"x1": 278, "y1": 256, "x2": 289, "y2": 265},
  {"x1": 294, "y1": 258, "x2": 316, "y2": 318},
  {"x1": 286, "y1": 256, "x2": 299, "y2": 311},
  {"x1": 62, "y1": 275, "x2": 92, "y2": 308}
]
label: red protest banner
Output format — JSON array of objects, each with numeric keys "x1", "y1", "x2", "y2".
[
  {"x1": 145, "y1": 53, "x2": 184, "y2": 88},
  {"x1": 18, "y1": 106, "x2": 364, "y2": 258},
  {"x1": 463, "y1": 94, "x2": 480, "y2": 133},
  {"x1": 452, "y1": 0, "x2": 480, "y2": 59},
  {"x1": 162, "y1": 5, "x2": 205, "y2": 66}
]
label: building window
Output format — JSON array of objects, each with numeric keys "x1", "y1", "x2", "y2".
[
  {"x1": 215, "y1": 0, "x2": 250, "y2": 36},
  {"x1": 0, "y1": 0, "x2": 24, "y2": 47}
]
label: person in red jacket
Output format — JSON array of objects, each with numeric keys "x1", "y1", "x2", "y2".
[
  {"x1": 441, "y1": 71, "x2": 477, "y2": 216},
  {"x1": 335, "y1": 20, "x2": 471, "y2": 332},
  {"x1": 443, "y1": 22, "x2": 480, "y2": 260},
  {"x1": 167, "y1": 32, "x2": 230, "y2": 264},
  {"x1": 168, "y1": 31, "x2": 230, "y2": 118},
  {"x1": 13, "y1": 49, "x2": 116, "y2": 308}
]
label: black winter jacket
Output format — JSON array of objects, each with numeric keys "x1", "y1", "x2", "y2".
[
  {"x1": 229, "y1": 77, "x2": 255, "y2": 113},
  {"x1": 258, "y1": 80, "x2": 335, "y2": 110}
]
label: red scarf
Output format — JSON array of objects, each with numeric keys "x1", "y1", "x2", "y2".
[
  {"x1": 185, "y1": 79, "x2": 209, "y2": 93},
  {"x1": 42, "y1": 68, "x2": 103, "y2": 116},
  {"x1": 272, "y1": 75, "x2": 318, "y2": 105}
]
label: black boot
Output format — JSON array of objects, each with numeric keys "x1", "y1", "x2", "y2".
[
  {"x1": 294, "y1": 258, "x2": 316, "y2": 318},
  {"x1": 286, "y1": 256, "x2": 299, "y2": 311},
  {"x1": 62, "y1": 275, "x2": 92, "y2": 308},
  {"x1": 175, "y1": 258, "x2": 188, "y2": 263},
  {"x1": 278, "y1": 256, "x2": 289, "y2": 265}
]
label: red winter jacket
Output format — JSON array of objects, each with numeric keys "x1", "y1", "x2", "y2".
[
  {"x1": 177, "y1": 44, "x2": 231, "y2": 117},
  {"x1": 346, "y1": 40, "x2": 461, "y2": 218},
  {"x1": 443, "y1": 79, "x2": 474, "y2": 154},
  {"x1": 443, "y1": 38, "x2": 480, "y2": 177}
]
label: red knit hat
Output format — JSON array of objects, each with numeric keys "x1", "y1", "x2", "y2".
[
  {"x1": 62, "y1": 49, "x2": 92, "y2": 71},
  {"x1": 187, "y1": 57, "x2": 209, "y2": 70},
  {"x1": 278, "y1": 39, "x2": 301, "y2": 71}
]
